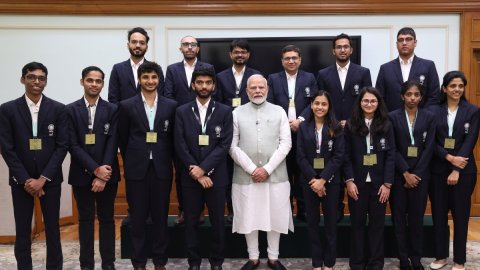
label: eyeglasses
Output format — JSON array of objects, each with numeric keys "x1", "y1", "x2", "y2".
[
  {"x1": 181, "y1": 42, "x2": 198, "y2": 48},
  {"x1": 25, "y1": 74, "x2": 47, "y2": 82},
  {"x1": 397, "y1": 37, "x2": 414, "y2": 43},
  {"x1": 361, "y1": 99, "x2": 378, "y2": 105},
  {"x1": 194, "y1": 80, "x2": 213, "y2": 86},
  {"x1": 84, "y1": 78, "x2": 104, "y2": 84},
  {"x1": 282, "y1": 56, "x2": 300, "y2": 62},
  {"x1": 232, "y1": 50, "x2": 248, "y2": 55},
  {"x1": 334, "y1": 45, "x2": 351, "y2": 50}
]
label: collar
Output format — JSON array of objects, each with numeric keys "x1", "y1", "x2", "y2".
[
  {"x1": 83, "y1": 96, "x2": 100, "y2": 107},
  {"x1": 285, "y1": 71, "x2": 298, "y2": 80},
  {"x1": 183, "y1": 58, "x2": 197, "y2": 68},
  {"x1": 399, "y1": 55, "x2": 414, "y2": 65},
  {"x1": 232, "y1": 65, "x2": 246, "y2": 76},
  {"x1": 25, "y1": 94, "x2": 43, "y2": 108},
  {"x1": 141, "y1": 92, "x2": 158, "y2": 106},
  {"x1": 196, "y1": 97, "x2": 211, "y2": 110},
  {"x1": 336, "y1": 61, "x2": 351, "y2": 71},
  {"x1": 130, "y1": 58, "x2": 145, "y2": 68}
]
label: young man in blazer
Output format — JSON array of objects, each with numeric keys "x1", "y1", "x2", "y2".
[
  {"x1": 0, "y1": 62, "x2": 68, "y2": 270},
  {"x1": 375, "y1": 27, "x2": 440, "y2": 111},
  {"x1": 267, "y1": 44, "x2": 319, "y2": 221},
  {"x1": 214, "y1": 39, "x2": 261, "y2": 223},
  {"x1": 175, "y1": 67, "x2": 233, "y2": 270},
  {"x1": 164, "y1": 35, "x2": 215, "y2": 225},
  {"x1": 108, "y1": 27, "x2": 165, "y2": 104},
  {"x1": 67, "y1": 66, "x2": 119, "y2": 270},
  {"x1": 118, "y1": 62, "x2": 177, "y2": 270},
  {"x1": 317, "y1": 33, "x2": 373, "y2": 222}
]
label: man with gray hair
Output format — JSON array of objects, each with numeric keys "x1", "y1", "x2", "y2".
[{"x1": 230, "y1": 74, "x2": 293, "y2": 270}]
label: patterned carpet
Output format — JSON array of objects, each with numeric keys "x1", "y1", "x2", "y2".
[{"x1": 0, "y1": 241, "x2": 478, "y2": 269}]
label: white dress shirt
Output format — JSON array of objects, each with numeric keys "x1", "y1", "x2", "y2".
[
  {"x1": 337, "y1": 61, "x2": 350, "y2": 90},
  {"x1": 184, "y1": 58, "x2": 197, "y2": 87},
  {"x1": 399, "y1": 55, "x2": 414, "y2": 83},
  {"x1": 130, "y1": 58, "x2": 145, "y2": 87},
  {"x1": 25, "y1": 94, "x2": 42, "y2": 137}
]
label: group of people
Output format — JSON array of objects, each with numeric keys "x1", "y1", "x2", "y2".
[{"x1": 0, "y1": 25, "x2": 477, "y2": 270}]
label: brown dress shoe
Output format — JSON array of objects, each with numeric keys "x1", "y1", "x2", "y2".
[{"x1": 174, "y1": 211, "x2": 185, "y2": 225}]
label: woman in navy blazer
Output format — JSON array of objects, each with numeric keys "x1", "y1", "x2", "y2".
[
  {"x1": 296, "y1": 90, "x2": 344, "y2": 270},
  {"x1": 389, "y1": 81, "x2": 436, "y2": 270},
  {"x1": 343, "y1": 87, "x2": 395, "y2": 270},
  {"x1": 429, "y1": 71, "x2": 480, "y2": 270}
]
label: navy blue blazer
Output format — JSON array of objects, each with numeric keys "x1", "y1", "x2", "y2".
[
  {"x1": 389, "y1": 108, "x2": 435, "y2": 181},
  {"x1": 66, "y1": 97, "x2": 120, "y2": 187},
  {"x1": 296, "y1": 120, "x2": 345, "y2": 185},
  {"x1": 163, "y1": 61, "x2": 215, "y2": 107},
  {"x1": 213, "y1": 66, "x2": 262, "y2": 107},
  {"x1": 0, "y1": 95, "x2": 68, "y2": 186},
  {"x1": 118, "y1": 94, "x2": 177, "y2": 181},
  {"x1": 317, "y1": 63, "x2": 372, "y2": 121},
  {"x1": 375, "y1": 55, "x2": 440, "y2": 112},
  {"x1": 267, "y1": 70, "x2": 319, "y2": 119},
  {"x1": 108, "y1": 59, "x2": 165, "y2": 104},
  {"x1": 343, "y1": 121, "x2": 396, "y2": 188},
  {"x1": 431, "y1": 100, "x2": 480, "y2": 174},
  {"x1": 174, "y1": 100, "x2": 233, "y2": 188}
]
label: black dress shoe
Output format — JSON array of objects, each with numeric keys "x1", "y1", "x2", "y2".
[
  {"x1": 412, "y1": 266, "x2": 425, "y2": 270},
  {"x1": 211, "y1": 265, "x2": 223, "y2": 270},
  {"x1": 188, "y1": 265, "x2": 200, "y2": 270},
  {"x1": 102, "y1": 265, "x2": 116, "y2": 270},
  {"x1": 81, "y1": 268, "x2": 94, "y2": 270},
  {"x1": 296, "y1": 212, "x2": 307, "y2": 222},
  {"x1": 267, "y1": 260, "x2": 287, "y2": 270},
  {"x1": 336, "y1": 210, "x2": 345, "y2": 223},
  {"x1": 226, "y1": 213, "x2": 234, "y2": 224},
  {"x1": 174, "y1": 211, "x2": 185, "y2": 225},
  {"x1": 240, "y1": 260, "x2": 260, "y2": 270},
  {"x1": 133, "y1": 267, "x2": 146, "y2": 270}
]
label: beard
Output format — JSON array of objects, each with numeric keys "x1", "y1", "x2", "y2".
[
  {"x1": 129, "y1": 48, "x2": 146, "y2": 58},
  {"x1": 250, "y1": 96, "x2": 266, "y2": 105},
  {"x1": 196, "y1": 89, "x2": 212, "y2": 99}
]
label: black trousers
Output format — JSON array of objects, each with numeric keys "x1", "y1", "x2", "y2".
[
  {"x1": 287, "y1": 133, "x2": 305, "y2": 214},
  {"x1": 126, "y1": 162, "x2": 172, "y2": 268},
  {"x1": 11, "y1": 184, "x2": 63, "y2": 270},
  {"x1": 183, "y1": 185, "x2": 226, "y2": 267},
  {"x1": 225, "y1": 156, "x2": 234, "y2": 214},
  {"x1": 302, "y1": 181, "x2": 339, "y2": 268},
  {"x1": 174, "y1": 155, "x2": 184, "y2": 212},
  {"x1": 390, "y1": 177, "x2": 428, "y2": 267},
  {"x1": 430, "y1": 172, "x2": 476, "y2": 264},
  {"x1": 348, "y1": 183, "x2": 386, "y2": 270},
  {"x1": 72, "y1": 183, "x2": 118, "y2": 269}
]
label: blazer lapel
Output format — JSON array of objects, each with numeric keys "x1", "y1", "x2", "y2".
[
  {"x1": 134, "y1": 95, "x2": 150, "y2": 131},
  {"x1": 37, "y1": 96, "x2": 51, "y2": 136},
  {"x1": 16, "y1": 97, "x2": 32, "y2": 133},
  {"x1": 92, "y1": 98, "x2": 105, "y2": 132},
  {"x1": 280, "y1": 72, "x2": 289, "y2": 98},
  {"x1": 333, "y1": 66, "x2": 344, "y2": 94},
  {"x1": 392, "y1": 58, "x2": 404, "y2": 85},
  {"x1": 124, "y1": 60, "x2": 136, "y2": 90},
  {"x1": 76, "y1": 98, "x2": 89, "y2": 131},
  {"x1": 452, "y1": 101, "x2": 467, "y2": 137}
]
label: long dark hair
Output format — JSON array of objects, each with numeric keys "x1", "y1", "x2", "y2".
[
  {"x1": 309, "y1": 90, "x2": 341, "y2": 137},
  {"x1": 347, "y1": 86, "x2": 389, "y2": 136},
  {"x1": 438, "y1": 70, "x2": 468, "y2": 104}
]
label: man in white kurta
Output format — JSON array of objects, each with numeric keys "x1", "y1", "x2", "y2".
[{"x1": 230, "y1": 74, "x2": 293, "y2": 270}]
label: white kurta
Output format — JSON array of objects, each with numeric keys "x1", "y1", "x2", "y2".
[{"x1": 229, "y1": 102, "x2": 294, "y2": 234}]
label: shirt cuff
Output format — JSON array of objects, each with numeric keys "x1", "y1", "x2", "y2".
[{"x1": 40, "y1": 175, "x2": 52, "y2": 182}]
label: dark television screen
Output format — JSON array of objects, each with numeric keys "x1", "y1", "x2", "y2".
[{"x1": 197, "y1": 36, "x2": 361, "y2": 76}]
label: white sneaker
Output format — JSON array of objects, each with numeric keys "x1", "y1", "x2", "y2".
[{"x1": 429, "y1": 261, "x2": 447, "y2": 269}]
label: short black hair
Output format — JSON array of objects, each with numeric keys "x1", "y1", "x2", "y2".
[
  {"x1": 281, "y1": 45, "x2": 301, "y2": 58},
  {"x1": 333, "y1": 33, "x2": 352, "y2": 48},
  {"x1": 137, "y1": 61, "x2": 162, "y2": 78},
  {"x1": 230, "y1": 39, "x2": 250, "y2": 52},
  {"x1": 397, "y1": 27, "x2": 416, "y2": 40},
  {"x1": 128, "y1": 27, "x2": 150, "y2": 43},
  {"x1": 81, "y1": 66, "x2": 105, "y2": 80},
  {"x1": 191, "y1": 67, "x2": 216, "y2": 85},
  {"x1": 22, "y1": 62, "x2": 48, "y2": 78},
  {"x1": 400, "y1": 80, "x2": 424, "y2": 97}
]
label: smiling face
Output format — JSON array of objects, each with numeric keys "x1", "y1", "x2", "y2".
[
  {"x1": 281, "y1": 51, "x2": 301, "y2": 75},
  {"x1": 396, "y1": 33, "x2": 417, "y2": 59},
  {"x1": 139, "y1": 71, "x2": 159, "y2": 93},
  {"x1": 247, "y1": 75, "x2": 268, "y2": 105},
  {"x1": 230, "y1": 46, "x2": 250, "y2": 66},
  {"x1": 21, "y1": 69, "x2": 47, "y2": 100},
  {"x1": 81, "y1": 71, "x2": 104, "y2": 99},
  {"x1": 443, "y1": 77, "x2": 465, "y2": 102},
  {"x1": 360, "y1": 92, "x2": 379, "y2": 119},
  {"x1": 128, "y1": 32, "x2": 148, "y2": 58},
  {"x1": 311, "y1": 95, "x2": 329, "y2": 121},
  {"x1": 401, "y1": 85, "x2": 422, "y2": 110},
  {"x1": 180, "y1": 36, "x2": 199, "y2": 61},
  {"x1": 333, "y1": 38, "x2": 352, "y2": 64}
]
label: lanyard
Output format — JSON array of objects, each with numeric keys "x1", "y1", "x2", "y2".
[
  {"x1": 447, "y1": 108, "x2": 457, "y2": 137},
  {"x1": 314, "y1": 125, "x2": 323, "y2": 156},
  {"x1": 32, "y1": 120, "x2": 38, "y2": 137},
  {"x1": 405, "y1": 110, "x2": 417, "y2": 145},
  {"x1": 365, "y1": 120, "x2": 372, "y2": 154},
  {"x1": 192, "y1": 102, "x2": 215, "y2": 134},
  {"x1": 88, "y1": 104, "x2": 95, "y2": 133},
  {"x1": 146, "y1": 104, "x2": 156, "y2": 131}
]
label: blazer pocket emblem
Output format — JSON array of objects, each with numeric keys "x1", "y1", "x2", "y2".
[
  {"x1": 48, "y1": 124, "x2": 55, "y2": 136},
  {"x1": 215, "y1": 126, "x2": 222, "y2": 138},
  {"x1": 422, "y1": 131, "x2": 427, "y2": 142},
  {"x1": 353, "y1": 84, "x2": 360, "y2": 95},
  {"x1": 104, "y1": 123, "x2": 110, "y2": 135},
  {"x1": 164, "y1": 120, "x2": 169, "y2": 132},
  {"x1": 419, "y1": 75, "x2": 425, "y2": 85},
  {"x1": 304, "y1": 87, "x2": 311, "y2": 97},
  {"x1": 380, "y1": 138, "x2": 386, "y2": 150},
  {"x1": 464, "y1": 122, "x2": 470, "y2": 134},
  {"x1": 328, "y1": 139, "x2": 333, "y2": 151}
]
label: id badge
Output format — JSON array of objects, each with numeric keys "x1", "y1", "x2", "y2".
[
  {"x1": 85, "y1": 134, "x2": 96, "y2": 145},
  {"x1": 363, "y1": 154, "x2": 377, "y2": 166},
  {"x1": 198, "y1": 134, "x2": 209, "y2": 146},
  {"x1": 289, "y1": 98, "x2": 295, "y2": 107},
  {"x1": 444, "y1": 138, "x2": 455, "y2": 149},
  {"x1": 29, "y1": 138, "x2": 42, "y2": 150},
  {"x1": 232, "y1": 98, "x2": 241, "y2": 108},
  {"x1": 313, "y1": 158, "x2": 324, "y2": 169},
  {"x1": 146, "y1": 132, "x2": 157, "y2": 143},
  {"x1": 407, "y1": 146, "x2": 418, "y2": 157}
]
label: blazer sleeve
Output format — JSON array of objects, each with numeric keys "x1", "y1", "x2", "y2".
[
  {"x1": 455, "y1": 106, "x2": 480, "y2": 171},
  {"x1": 41, "y1": 105, "x2": 69, "y2": 180},
  {"x1": 67, "y1": 107, "x2": 99, "y2": 174},
  {"x1": 163, "y1": 67, "x2": 175, "y2": 99},
  {"x1": 102, "y1": 105, "x2": 120, "y2": 167},
  {"x1": 117, "y1": 101, "x2": 130, "y2": 158},
  {"x1": 423, "y1": 61, "x2": 440, "y2": 108},
  {"x1": 375, "y1": 65, "x2": 386, "y2": 99},
  {"x1": 383, "y1": 125, "x2": 396, "y2": 185},
  {"x1": 296, "y1": 125, "x2": 316, "y2": 181},
  {"x1": 266, "y1": 75, "x2": 275, "y2": 104},
  {"x1": 342, "y1": 124, "x2": 354, "y2": 181},
  {"x1": 174, "y1": 108, "x2": 199, "y2": 168},
  {"x1": 0, "y1": 104, "x2": 30, "y2": 184},
  {"x1": 199, "y1": 108, "x2": 234, "y2": 173},
  {"x1": 411, "y1": 114, "x2": 436, "y2": 176},
  {"x1": 108, "y1": 65, "x2": 121, "y2": 104},
  {"x1": 389, "y1": 113, "x2": 410, "y2": 174},
  {"x1": 362, "y1": 68, "x2": 373, "y2": 87},
  {"x1": 299, "y1": 74, "x2": 319, "y2": 119},
  {"x1": 319, "y1": 131, "x2": 345, "y2": 183}
]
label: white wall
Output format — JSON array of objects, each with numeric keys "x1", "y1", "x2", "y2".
[{"x1": 0, "y1": 14, "x2": 460, "y2": 236}]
